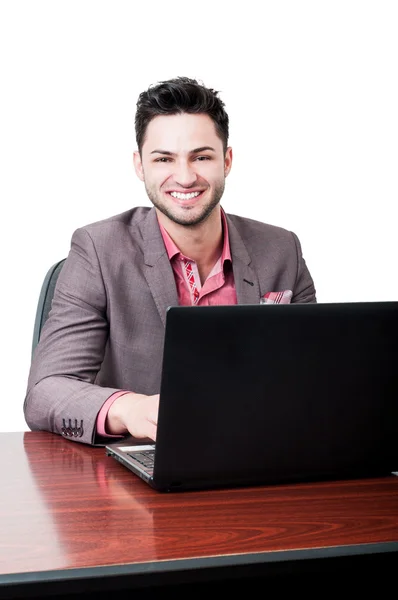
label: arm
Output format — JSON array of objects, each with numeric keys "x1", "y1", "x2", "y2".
[{"x1": 24, "y1": 227, "x2": 158, "y2": 445}]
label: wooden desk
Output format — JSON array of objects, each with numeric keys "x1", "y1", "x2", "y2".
[{"x1": 0, "y1": 432, "x2": 397, "y2": 598}]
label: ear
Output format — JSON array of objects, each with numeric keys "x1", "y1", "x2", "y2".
[
  {"x1": 133, "y1": 151, "x2": 145, "y2": 181},
  {"x1": 224, "y1": 147, "x2": 233, "y2": 177}
]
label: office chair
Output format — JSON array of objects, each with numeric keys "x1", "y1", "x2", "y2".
[{"x1": 31, "y1": 258, "x2": 66, "y2": 359}]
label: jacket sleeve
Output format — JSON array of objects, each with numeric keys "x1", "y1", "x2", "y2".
[
  {"x1": 291, "y1": 231, "x2": 317, "y2": 304},
  {"x1": 24, "y1": 227, "x2": 122, "y2": 445}
]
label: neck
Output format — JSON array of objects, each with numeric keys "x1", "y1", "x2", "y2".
[{"x1": 157, "y1": 205, "x2": 223, "y2": 280}]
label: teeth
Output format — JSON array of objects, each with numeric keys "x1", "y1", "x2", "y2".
[{"x1": 170, "y1": 191, "x2": 201, "y2": 200}]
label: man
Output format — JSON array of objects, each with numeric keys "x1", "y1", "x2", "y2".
[{"x1": 24, "y1": 76, "x2": 316, "y2": 446}]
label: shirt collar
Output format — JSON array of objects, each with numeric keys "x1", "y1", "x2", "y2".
[{"x1": 158, "y1": 207, "x2": 232, "y2": 264}]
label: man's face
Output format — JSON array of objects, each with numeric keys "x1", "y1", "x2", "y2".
[{"x1": 134, "y1": 113, "x2": 232, "y2": 227}]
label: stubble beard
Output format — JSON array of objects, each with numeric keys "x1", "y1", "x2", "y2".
[{"x1": 145, "y1": 180, "x2": 226, "y2": 227}]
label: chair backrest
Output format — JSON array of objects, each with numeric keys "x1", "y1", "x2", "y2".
[{"x1": 31, "y1": 259, "x2": 66, "y2": 359}]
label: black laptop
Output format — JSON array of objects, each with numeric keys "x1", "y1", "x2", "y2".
[{"x1": 105, "y1": 301, "x2": 398, "y2": 492}]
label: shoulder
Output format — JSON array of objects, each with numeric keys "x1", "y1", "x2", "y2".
[
  {"x1": 69, "y1": 206, "x2": 152, "y2": 249},
  {"x1": 62, "y1": 207, "x2": 154, "y2": 281},
  {"x1": 64, "y1": 207, "x2": 154, "y2": 268},
  {"x1": 79, "y1": 206, "x2": 151, "y2": 235},
  {"x1": 225, "y1": 211, "x2": 298, "y2": 246}
]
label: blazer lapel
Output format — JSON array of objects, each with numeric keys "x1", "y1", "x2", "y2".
[
  {"x1": 226, "y1": 215, "x2": 261, "y2": 305},
  {"x1": 139, "y1": 209, "x2": 267, "y2": 319},
  {"x1": 140, "y1": 209, "x2": 179, "y2": 327}
]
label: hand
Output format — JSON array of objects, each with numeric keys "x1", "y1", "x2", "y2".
[{"x1": 106, "y1": 392, "x2": 159, "y2": 441}]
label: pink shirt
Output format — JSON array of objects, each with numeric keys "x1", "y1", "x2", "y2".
[
  {"x1": 96, "y1": 209, "x2": 237, "y2": 437},
  {"x1": 159, "y1": 209, "x2": 237, "y2": 306}
]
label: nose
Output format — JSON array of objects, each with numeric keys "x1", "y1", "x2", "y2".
[{"x1": 173, "y1": 160, "x2": 198, "y2": 187}]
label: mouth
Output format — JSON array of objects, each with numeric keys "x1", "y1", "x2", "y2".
[{"x1": 166, "y1": 190, "x2": 206, "y2": 205}]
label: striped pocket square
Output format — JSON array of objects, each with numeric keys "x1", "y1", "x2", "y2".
[{"x1": 260, "y1": 290, "x2": 293, "y2": 304}]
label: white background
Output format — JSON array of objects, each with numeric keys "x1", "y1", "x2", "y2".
[{"x1": 0, "y1": 1, "x2": 397, "y2": 433}]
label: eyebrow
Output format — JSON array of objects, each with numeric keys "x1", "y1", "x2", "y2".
[{"x1": 150, "y1": 146, "x2": 216, "y2": 155}]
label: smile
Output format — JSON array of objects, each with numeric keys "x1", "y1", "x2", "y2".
[{"x1": 169, "y1": 191, "x2": 202, "y2": 200}]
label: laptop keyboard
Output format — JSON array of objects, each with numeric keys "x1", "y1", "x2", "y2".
[{"x1": 127, "y1": 449, "x2": 155, "y2": 473}]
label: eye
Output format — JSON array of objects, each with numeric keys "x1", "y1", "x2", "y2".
[
  {"x1": 154, "y1": 157, "x2": 172, "y2": 163},
  {"x1": 195, "y1": 156, "x2": 211, "y2": 161}
]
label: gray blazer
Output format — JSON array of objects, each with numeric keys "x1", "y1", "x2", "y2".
[{"x1": 24, "y1": 207, "x2": 316, "y2": 444}]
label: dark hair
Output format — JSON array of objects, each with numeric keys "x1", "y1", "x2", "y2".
[{"x1": 135, "y1": 76, "x2": 229, "y2": 154}]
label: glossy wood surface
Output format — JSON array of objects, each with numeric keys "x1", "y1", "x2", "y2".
[{"x1": 1, "y1": 431, "x2": 397, "y2": 577}]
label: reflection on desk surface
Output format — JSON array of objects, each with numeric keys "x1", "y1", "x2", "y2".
[{"x1": 0, "y1": 431, "x2": 397, "y2": 577}]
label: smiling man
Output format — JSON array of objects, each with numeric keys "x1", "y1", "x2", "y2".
[
  {"x1": 134, "y1": 111, "x2": 232, "y2": 286},
  {"x1": 25, "y1": 77, "x2": 317, "y2": 445}
]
